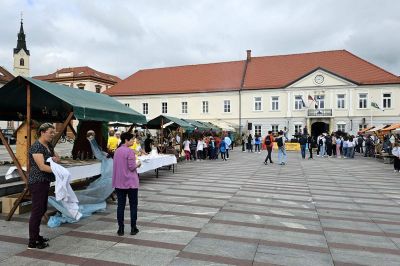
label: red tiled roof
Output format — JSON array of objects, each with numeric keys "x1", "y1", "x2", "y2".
[
  {"x1": 104, "y1": 61, "x2": 245, "y2": 96},
  {"x1": 33, "y1": 66, "x2": 121, "y2": 84},
  {"x1": 105, "y1": 50, "x2": 400, "y2": 96},
  {"x1": 0, "y1": 66, "x2": 15, "y2": 84},
  {"x1": 244, "y1": 50, "x2": 400, "y2": 89}
]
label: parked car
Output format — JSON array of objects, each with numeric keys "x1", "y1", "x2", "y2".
[{"x1": 0, "y1": 129, "x2": 16, "y2": 145}]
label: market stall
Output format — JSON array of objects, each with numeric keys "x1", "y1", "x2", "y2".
[{"x1": 0, "y1": 76, "x2": 147, "y2": 220}]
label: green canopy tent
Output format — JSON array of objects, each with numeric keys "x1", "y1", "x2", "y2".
[
  {"x1": 0, "y1": 76, "x2": 147, "y2": 220},
  {"x1": 202, "y1": 121, "x2": 222, "y2": 132},
  {"x1": 145, "y1": 115, "x2": 194, "y2": 130},
  {"x1": 181, "y1": 119, "x2": 209, "y2": 131},
  {"x1": 0, "y1": 76, "x2": 146, "y2": 124}
]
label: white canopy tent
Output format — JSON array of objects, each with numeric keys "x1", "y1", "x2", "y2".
[{"x1": 209, "y1": 120, "x2": 237, "y2": 132}]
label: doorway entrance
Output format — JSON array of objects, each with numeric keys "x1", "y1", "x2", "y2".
[{"x1": 311, "y1": 122, "x2": 329, "y2": 138}]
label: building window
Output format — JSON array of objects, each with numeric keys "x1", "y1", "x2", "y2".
[
  {"x1": 359, "y1": 93, "x2": 368, "y2": 108},
  {"x1": 337, "y1": 94, "x2": 345, "y2": 109},
  {"x1": 254, "y1": 97, "x2": 262, "y2": 111},
  {"x1": 271, "y1": 96, "x2": 279, "y2": 111},
  {"x1": 202, "y1": 101, "x2": 209, "y2": 114},
  {"x1": 7, "y1": 121, "x2": 14, "y2": 129},
  {"x1": 315, "y1": 95, "x2": 325, "y2": 109},
  {"x1": 77, "y1": 83, "x2": 85, "y2": 90},
  {"x1": 95, "y1": 85, "x2": 102, "y2": 93},
  {"x1": 181, "y1": 101, "x2": 188, "y2": 114},
  {"x1": 337, "y1": 124, "x2": 346, "y2": 132},
  {"x1": 359, "y1": 124, "x2": 367, "y2": 131},
  {"x1": 294, "y1": 96, "x2": 303, "y2": 110},
  {"x1": 142, "y1": 103, "x2": 148, "y2": 114},
  {"x1": 254, "y1": 125, "x2": 261, "y2": 136},
  {"x1": 271, "y1": 124, "x2": 279, "y2": 134},
  {"x1": 224, "y1": 100, "x2": 231, "y2": 113},
  {"x1": 124, "y1": 103, "x2": 130, "y2": 107},
  {"x1": 161, "y1": 102, "x2": 168, "y2": 114},
  {"x1": 295, "y1": 124, "x2": 302, "y2": 135},
  {"x1": 20, "y1": 58, "x2": 24, "y2": 66},
  {"x1": 383, "y1": 93, "x2": 391, "y2": 108}
]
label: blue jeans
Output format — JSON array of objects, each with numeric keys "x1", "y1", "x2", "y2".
[
  {"x1": 348, "y1": 147, "x2": 354, "y2": 158},
  {"x1": 300, "y1": 145, "x2": 306, "y2": 159},
  {"x1": 278, "y1": 147, "x2": 287, "y2": 164},
  {"x1": 343, "y1": 147, "x2": 348, "y2": 157},
  {"x1": 116, "y1": 188, "x2": 138, "y2": 229},
  {"x1": 320, "y1": 144, "x2": 326, "y2": 156}
]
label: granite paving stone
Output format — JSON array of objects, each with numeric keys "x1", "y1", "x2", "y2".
[{"x1": 1, "y1": 150, "x2": 400, "y2": 265}]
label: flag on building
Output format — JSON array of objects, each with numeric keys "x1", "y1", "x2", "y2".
[
  {"x1": 301, "y1": 96, "x2": 306, "y2": 107},
  {"x1": 371, "y1": 102, "x2": 384, "y2": 111},
  {"x1": 308, "y1": 95, "x2": 314, "y2": 101}
]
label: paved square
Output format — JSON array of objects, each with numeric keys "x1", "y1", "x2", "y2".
[{"x1": 1, "y1": 150, "x2": 400, "y2": 265}]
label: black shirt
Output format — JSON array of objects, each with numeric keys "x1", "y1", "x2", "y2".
[
  {"x1": 28, "y1": 140, "x2": 55, "y2": 184},
  {"x1": 144, "y1": 138, "x2": 153, "y2": 153}
]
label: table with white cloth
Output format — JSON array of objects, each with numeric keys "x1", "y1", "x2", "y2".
[
  {"x1": 137, "y1": 154, "x2": 177, "y2": 177},
  {"x1": 5, "y1": 154, "x2": 177, "y2": 182},
  {"x1": 67, "y1": 154, "x2": 177, "y2": 181}
]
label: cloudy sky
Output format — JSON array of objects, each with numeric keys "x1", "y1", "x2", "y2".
[{"x1": 1, "y1": 0, "x2": 399, "y2": 79}]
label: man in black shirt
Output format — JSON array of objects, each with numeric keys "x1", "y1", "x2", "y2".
[{"x1": 144, "y1": 134, "x2": 153, "y2": 153}]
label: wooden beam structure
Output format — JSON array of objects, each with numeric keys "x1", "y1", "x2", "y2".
[{"x1": 52, "y1": 112, "x2": 74, "y2": 147}]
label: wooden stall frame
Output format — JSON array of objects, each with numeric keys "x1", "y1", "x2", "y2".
[{"x1": 3, "y1": 84, "x2": 75, "y2": 220}]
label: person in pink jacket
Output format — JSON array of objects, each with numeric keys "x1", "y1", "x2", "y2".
[{"x1": 112, "y1": 132, "x2": 141, "y2": 236}]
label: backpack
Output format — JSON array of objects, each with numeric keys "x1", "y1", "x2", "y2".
[
  {"x1": 318, "y1": 138, "x2": 323, "y2": 146},
  {"x1": 326, "y1": 136, "x2": 332, "y2": 145},
  {"x1": 265, "y1": 135, "x2": 271, "y2": 146},
  {"x1": 277, "y1": 137, "x2": 283, "y2": 147}
]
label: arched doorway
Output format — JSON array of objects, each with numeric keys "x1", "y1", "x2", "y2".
[{"x1": 311, "y1": 122, "x2": 329, "y2": 138}]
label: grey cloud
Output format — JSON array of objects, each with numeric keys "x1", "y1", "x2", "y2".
[{"x1": 0, "y1": 0, "x2": 399, "y2": 79}]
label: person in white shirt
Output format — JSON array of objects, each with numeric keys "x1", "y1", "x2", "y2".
[
  {"x1": 196, "y1": 138, "x2": 204, "y2": 161},
  {"x1": 182, "y1": 138, "x2": 191, "y2": 161},
  {"x1": 392, "y1": 142, "x2": 400, "y2": 173}
]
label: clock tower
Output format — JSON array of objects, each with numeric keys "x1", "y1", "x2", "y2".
[{"x1": 13, "y1": 18, "x2": 30, "y2": 77}]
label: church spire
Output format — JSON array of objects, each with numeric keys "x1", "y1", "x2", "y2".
[{"x1": 14, "y1": 17, "x2": 30, "y2": 56}]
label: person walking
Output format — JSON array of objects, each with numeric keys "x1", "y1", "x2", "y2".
[
  {"x1": 307, "y1": 135, "x2": 314, "y2": 159},
  {"x1": 112, "y1": 132, "x2": 141, "y2": 236},
  {"x1": 392, "y1": 142, "x2": 400, "y2": 173},
  {"x1": 220, "y1": 138, "x2": 227, "y2": 161},
  {"x1": 264, "y1": 131, "x2": 274, "y2": 165},
  {"x1": 276, "y1": 131, "x2": 287, "y2": 165},
  {"x1": 28, "y1": 123, "x2": 59, "y2": 249},
  {"x1": 224, "y1": 134, "x2": 232, "y2": 159},
  {"x1": 299, "y1": 134, "x2": 307, "y2": 159},
  {"x1": 254, "y1": 134, "x2": 261, "y2": 153}
]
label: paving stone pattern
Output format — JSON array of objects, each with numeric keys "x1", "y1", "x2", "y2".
[{"x1": 0, "y1": 150, "x2": 400, "y2": 265}]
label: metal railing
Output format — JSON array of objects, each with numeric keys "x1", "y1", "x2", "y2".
[{"x1": 307, "y1": 109, "x2": 332, "y2": 117}]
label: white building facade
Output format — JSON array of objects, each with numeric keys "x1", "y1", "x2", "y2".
[{"x1": 106, "y1": 50, "x2": 400, "y2": 138}]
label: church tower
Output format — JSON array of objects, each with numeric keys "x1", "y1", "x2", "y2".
[{"x1": 13, "y1": 18, "x2": 30, "y2": 77}]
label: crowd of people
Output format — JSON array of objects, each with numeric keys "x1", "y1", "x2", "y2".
[{"x1": 182, "y1": 134, "x2": 232, "y2": 161}]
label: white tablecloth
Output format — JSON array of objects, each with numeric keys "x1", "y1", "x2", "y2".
[
  {"x1": 137, "y1": 154, "x2": 177, "y2": 174},
  {"x1": 6, "y1": 154, "x2": 177, "y2": 182}
]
